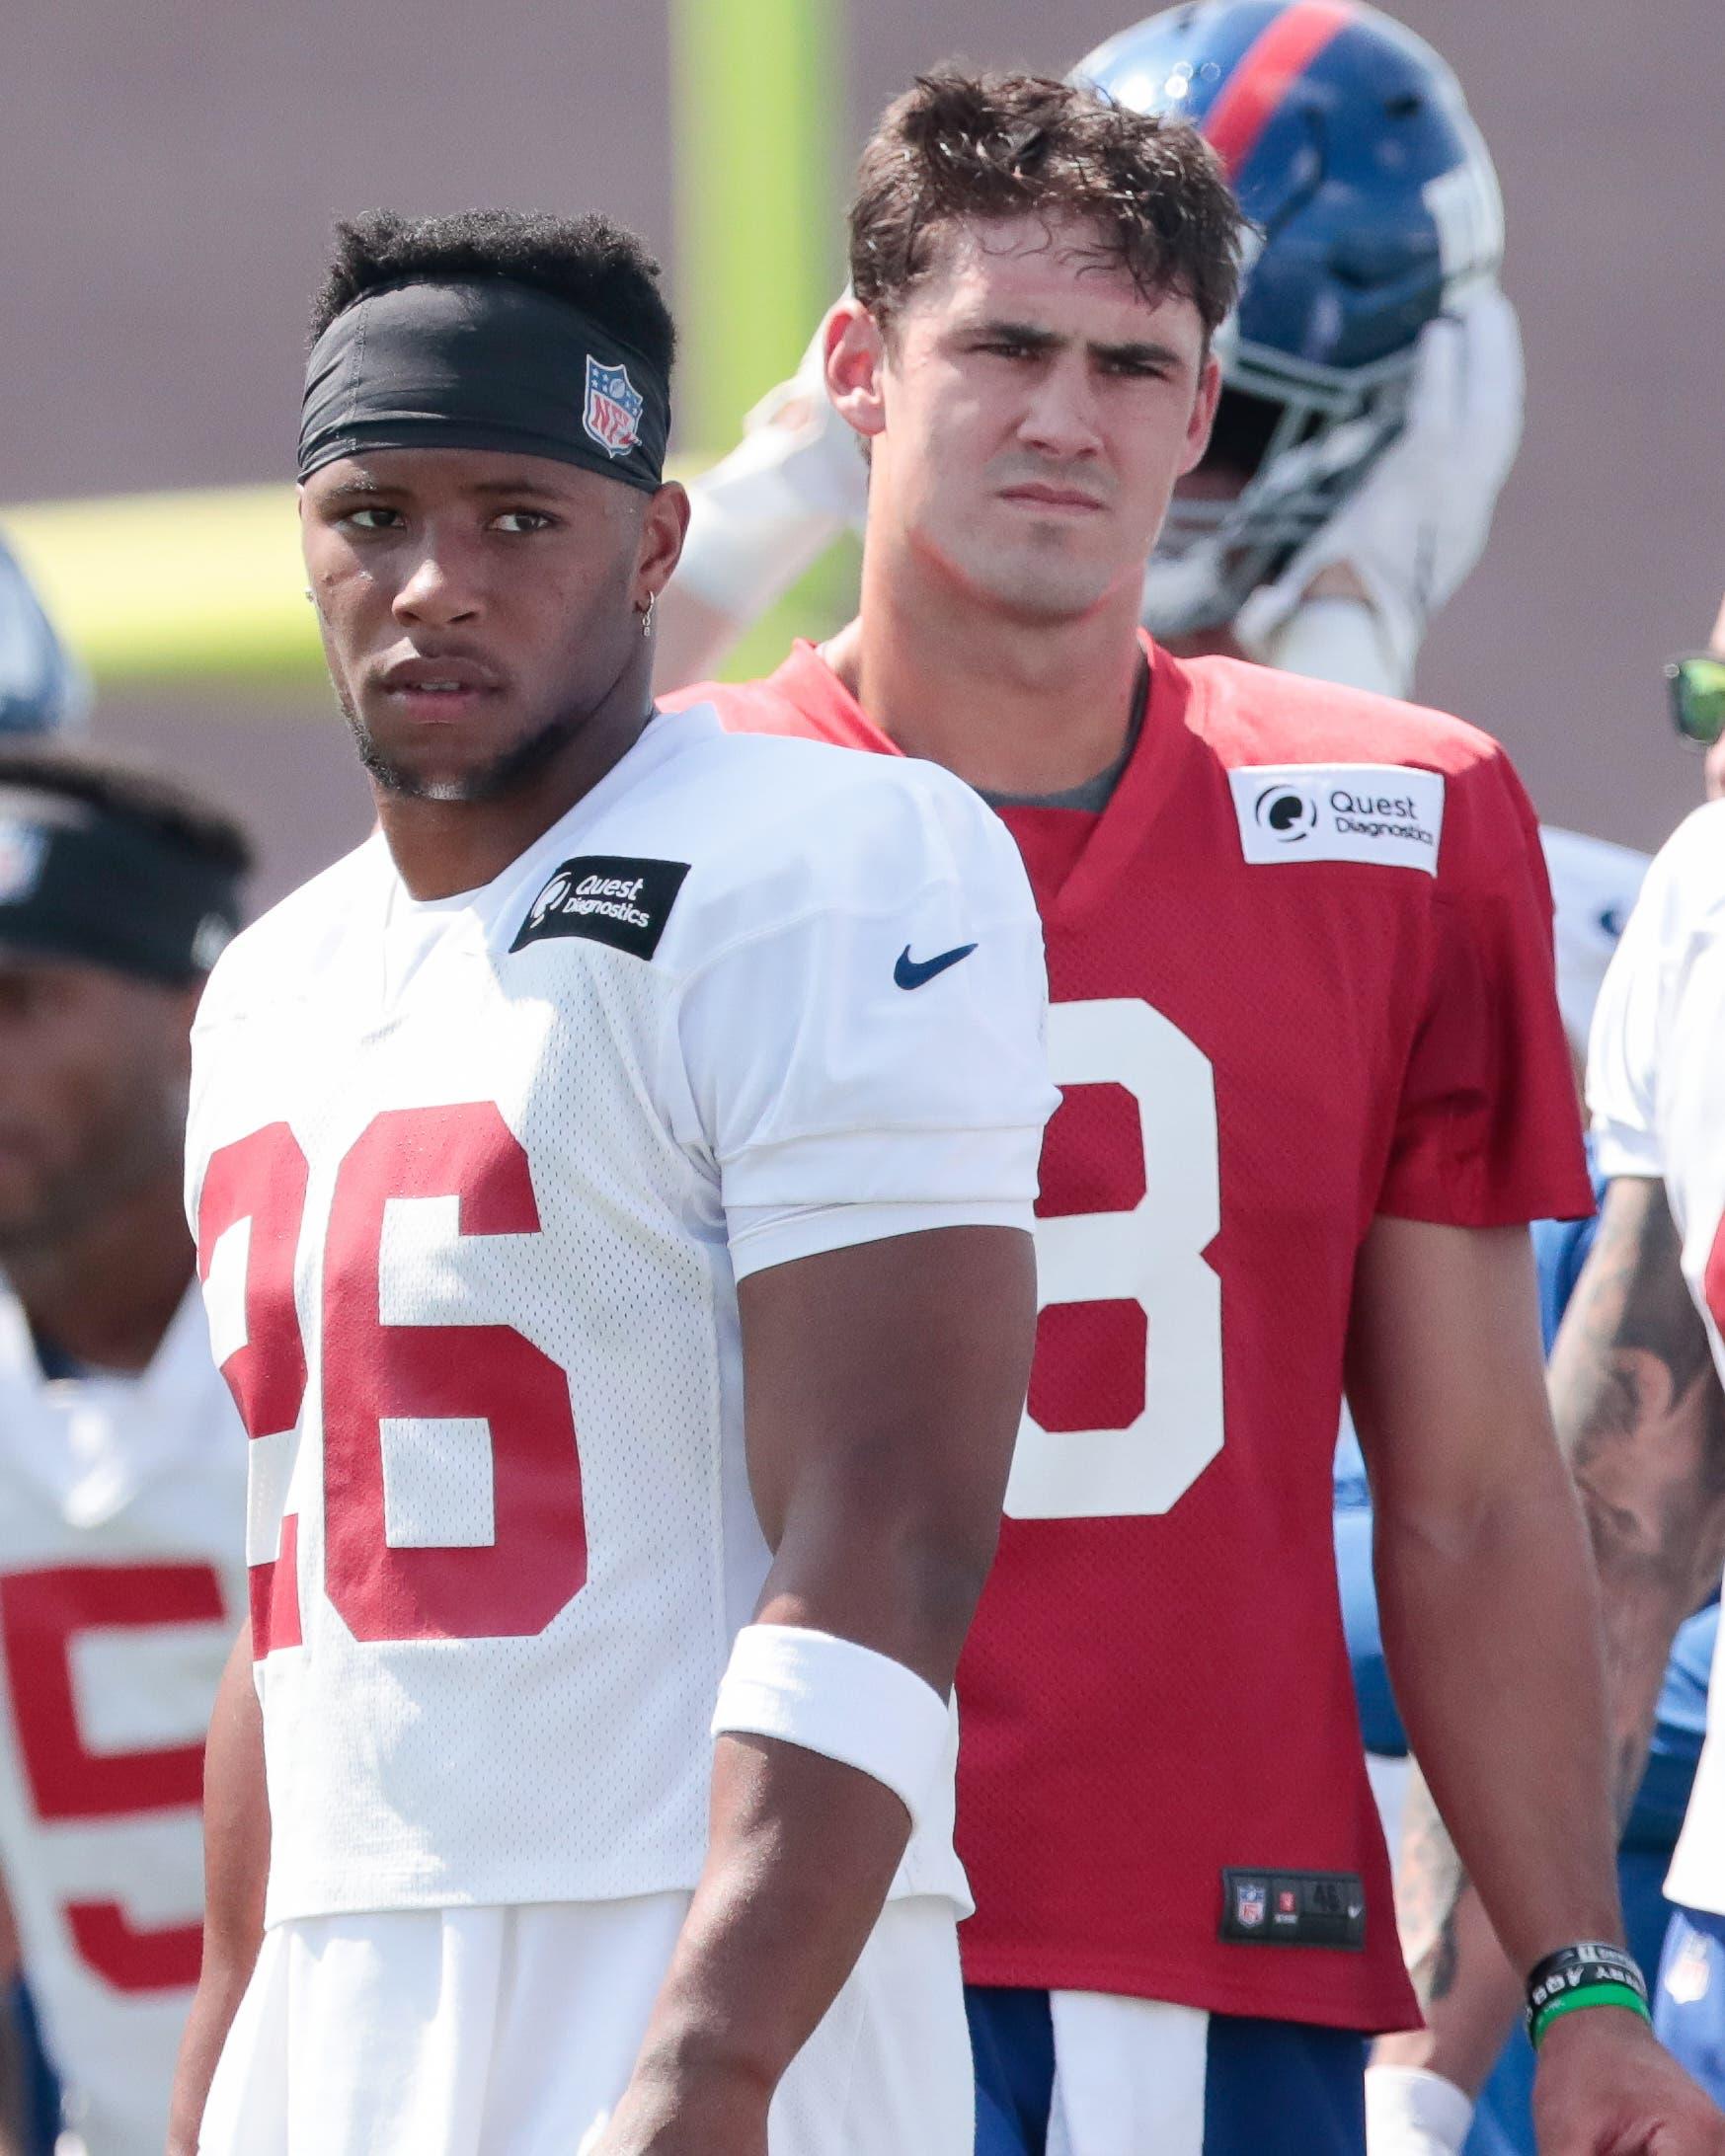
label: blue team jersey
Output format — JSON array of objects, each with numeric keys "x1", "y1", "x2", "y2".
[{"x1": 6, "y1": 1981, "x2": 60, "y2": 2156}]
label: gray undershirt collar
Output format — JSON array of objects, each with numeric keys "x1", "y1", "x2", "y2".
[{"x1": 978, "y1": 654, "x2": 1149, "y2": 814}]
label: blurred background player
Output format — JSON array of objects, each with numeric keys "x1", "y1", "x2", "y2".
[
  {"x1": 1557, "y1": 576, "x2": 1725, "y2": 2119},
  {"x1": 0, "y1": 542, "x2": 86, "y2": 742},
  {"x1": 1397, "y1": 574, "x2": 1725, "y2": 2132},
  {"x1": 1666, "y1": 591, "x2": 1725, "y2": 803},
  {"x1": 1337, "y1": 821, "x2": 1685, "y2": 2156},
  {"x1": 0, "y1": 539, "x2": 84, "y2": 2156},
  {"x1": 1363, "y1": 608, "x2": 1725, "y2": 2155},
  {"x1": 654, "y1": 0, "x2": 1525, "y2": 711},
  {"x1": 0, "y1": 746, "x2": 251, "y2": 2156},
  {"x1": 0, "y1": 549, "x2": 103, "y2": 2156},
  {"x1": 675, "y1": 61, "x2": 1723, "y2": 2155}
]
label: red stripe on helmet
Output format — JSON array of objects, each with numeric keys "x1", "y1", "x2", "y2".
[{"x1": 1203, "y1": 0, "x2": 1356, "y2": 177}]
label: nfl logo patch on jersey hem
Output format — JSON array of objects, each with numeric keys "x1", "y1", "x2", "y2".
[
  {"x1": 1219, "y1": 1868, "x2": 1367, "y2": 1950},
  {"x1": 510, "y1": 854, "x2": 690, "y2": 962},
  {"x1": 1228, "y1": 763, "x2": 1446, "y2": 876}
]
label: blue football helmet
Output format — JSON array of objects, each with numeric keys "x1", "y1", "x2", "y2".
[
  {"x1": 1072, "y1": 0, "x2": 1505, "y2": 635},
  {"x1": 0, "y1": 536, "x2": 86, "y2": 733}
]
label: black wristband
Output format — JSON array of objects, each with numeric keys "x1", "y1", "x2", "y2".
[{"x1": 1524, "y1": 1942, "x2": 1650, "y2": 2040}]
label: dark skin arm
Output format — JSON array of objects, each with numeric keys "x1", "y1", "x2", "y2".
[
  {"x1": 1372, "y1": 1180, "x2": 1725, "y2": 2150},
  {"x1": 167, "y1": 1621, "x2": 268, "y2": 2156},
  {"x1": 594, "y1": 1223, "x2": 1037, "y2": 2155},
  {"x1": 167, "y1": 1226, "x2": 1034, "y2": 2156}
]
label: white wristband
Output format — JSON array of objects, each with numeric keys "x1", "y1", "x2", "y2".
[
  {"x1": 1364, "y1": 2065, "x2": 1474, "y2": 2155},
  {"x1": 711, "y1": 1623, "x2": 952, "y2": 1831}
]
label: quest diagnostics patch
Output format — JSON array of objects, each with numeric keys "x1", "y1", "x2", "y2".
[
  {"x1": 1228, "y1": 763, "x2": 1445, "y2": 876},
  {"x1": 510, "y1": 854, "x2": 690, "y2": 962}
]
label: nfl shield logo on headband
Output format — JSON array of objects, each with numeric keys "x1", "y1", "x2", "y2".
[{"x1": 584, "y1": 355, "x2": 644, "y2": 459}]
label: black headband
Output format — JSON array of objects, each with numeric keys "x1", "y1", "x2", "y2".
[
  {"x1": 0, "y1": 788, "x2": 243, "y2": 984},
  {"x1": 298, "y1": 276, "x2": 669, "y2": 493}
]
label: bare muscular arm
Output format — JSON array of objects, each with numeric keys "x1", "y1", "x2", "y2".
[
  {"x1": 596, "y1": 1223, "x2": 1036, "y2": 2154},
  {"x1": 1372, "y1": 1180, "x2": 1725, "y2": 2146},
  {"x1": 167, "y1": 1620, "x2": 268, "y2": 2156},
  {"x1": 1350, "y1": 1217, "x2": 1621, "y2": 1982}
]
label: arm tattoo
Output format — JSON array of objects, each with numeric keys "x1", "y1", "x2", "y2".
[
  {"x1": 1561, "y1": 1179, "x2": 1713, "y2": 1445},
  {"x1": 1552, "y1": 1177, "x2": 1725, "y2": 1815},
  {"x1": 1396, "y1": 1766, "x2": 1467, "y2": 2009},
  {"x1": 1391, "y1": 1185, "x2": 1725, "y2": 2012}
]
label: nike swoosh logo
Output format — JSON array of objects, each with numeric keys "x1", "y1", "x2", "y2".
[{"x1": 895, "y1": 942, "x2": 978, "y2": 990}]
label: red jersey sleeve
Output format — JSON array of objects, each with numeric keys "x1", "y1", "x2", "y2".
[{"x1": 1378, "y1": 742, "x2": 1593, "y2": 1226}]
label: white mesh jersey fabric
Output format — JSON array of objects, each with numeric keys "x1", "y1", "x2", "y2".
[
  {"x1": 0, "y1": 1286, "x2": 248, "y2": 2156},
  {"x1": 185, "y1": 707, "x2": 1053, "y2": 1927},
  {"x1": 1586, "y1": 800, "x2": 1725, "y2": 1911}
]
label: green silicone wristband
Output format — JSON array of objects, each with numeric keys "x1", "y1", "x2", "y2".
[{"x1": 1530, "y1": 1979, "x2": 1654, "y2": 2049}]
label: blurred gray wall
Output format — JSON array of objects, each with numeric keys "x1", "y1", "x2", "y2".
[{"x1": 3, "y1": 0, "x2": 1719, "y2": 900}]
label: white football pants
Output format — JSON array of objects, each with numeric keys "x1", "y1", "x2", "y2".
[{"x1": 197, "y1": 1890, "x2": 971, "y2": 2156}]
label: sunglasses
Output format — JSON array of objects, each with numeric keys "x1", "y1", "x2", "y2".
[{"x1": 1667, "y1": 654, "x2": 1725, "y2": 748}]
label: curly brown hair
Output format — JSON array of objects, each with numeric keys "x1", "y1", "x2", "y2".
[{"x1": 850, "y1": 67, "x2": 1244, "y2": 341}]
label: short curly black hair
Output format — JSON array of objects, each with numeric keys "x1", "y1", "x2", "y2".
[
  {"x1": 850, "y1": 68, "x2": 1244, "y2": 341},
  {"x1": 307, "y1": 208, "x2": 675, "y2": 377},
  {"x1": 0, "y1": 743, "x2": 254, "y2": 880}
]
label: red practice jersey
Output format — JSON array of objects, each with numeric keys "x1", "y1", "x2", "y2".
[{"x1": 669, "y1": 639, "x2": 1591, "y2": 2032}]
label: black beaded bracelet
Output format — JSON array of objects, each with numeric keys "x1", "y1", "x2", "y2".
[{"x1": 1525, "y1": 1943, "x2": 1651, "y2": 2047}]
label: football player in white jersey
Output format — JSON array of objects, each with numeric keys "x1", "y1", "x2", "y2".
[
  {"x1": 0, "y1": 745, "x2": 252, "y2": 2156},
  {"x1": 1377, "y1": 589, "x2": 1725, "y2": 2142},
  {"x1": 169, "y1": 209, "x2": 1057, "y2": 2156}
]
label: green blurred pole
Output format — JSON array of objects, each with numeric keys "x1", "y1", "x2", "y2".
[{"x1": 669, "y1": 0, "x2": 842, "y2": 453}]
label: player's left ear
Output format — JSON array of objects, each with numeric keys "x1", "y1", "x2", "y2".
[
  {"x1": 632, "y1": 480, "x2": 691, "y2": 610},
  {"x1": 824, "y1": 298, "x2": 889, "y2": 443},
  {"x1": 1178, "y1": 352, "x2": 1224, "y2": 479}
]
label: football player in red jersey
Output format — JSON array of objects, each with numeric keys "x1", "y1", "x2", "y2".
[
  {"x1": 654, "y1": 0, "x2": 1525, "y2": 712},
  {"x1": 666, "y1": 66, "x2": 1725, "y2": 2156}
]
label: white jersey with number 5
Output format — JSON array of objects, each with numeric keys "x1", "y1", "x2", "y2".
[
  {"x1": 1589, "y1": 799, "x2": 1725, "y2": 1917},
  {"x1": 0, "y1": 1286, "x2": 247, "y2": 2156},
  {"x1": 184, "y1": 705, "x2": 1055, "y2": 1929}
]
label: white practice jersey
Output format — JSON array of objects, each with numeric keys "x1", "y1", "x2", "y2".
[
  {"x1": 186, "y1": 706, "x2": 1055, "y2": 1930},
  {"x1": 0, "y1": 1285, "x2": 248, "y2": 2156},
  {"x1": 1541, "y1": 824, "x2": 1651, "y2": 1047},
  {"x1": 1590, "y1": 799, "x2": 1725, "y2": 1914}
]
